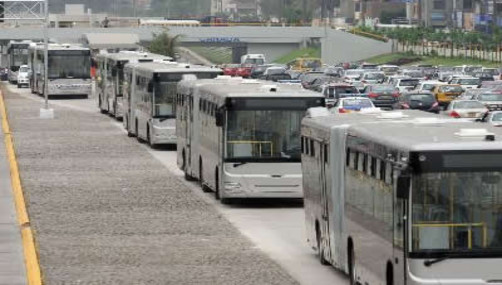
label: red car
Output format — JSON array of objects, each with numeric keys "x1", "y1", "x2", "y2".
[
  {"x1": 222, "y1": 64, "x2": 240, "y2": 76},
  {"x1": 236, "y1": 64, "x2": 253, "y2": 78}
]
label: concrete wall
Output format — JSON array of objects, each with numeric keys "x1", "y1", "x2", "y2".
[
  {"x1": 247, "y1": 43, "x2": 300, "y2": 63},
  {"x1": 321, "y1": 30, "x2": 392, "y2": 64}
]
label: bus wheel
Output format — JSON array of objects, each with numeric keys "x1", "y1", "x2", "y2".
[
  {"x1": 316, "y1": 223, "x2": 330, "y2": 266},
  {"x1": 99, "y1": 97, "x2": 106, "y2": 114},
  {"x1": 386, "y1": 263, "x2": 394, "y2": 285},
  {"x1": 183, "y1": 151, "x2": 193, "y2": 181},
  {"x1": 349, "y1": 242, "x2": 357, "y2": 285},
  {"x1": 136, "y1": 120, "x2": 144, "y2": 143},
  {"x1": 199, "y1": 159, "x2": 209, "y2": 192},
  {"x1": 147, "y1": 127, "x2": 155, "y2": 148},
  {"x1": 126, "y1": 118, "x2": 134, "y2": 137}
]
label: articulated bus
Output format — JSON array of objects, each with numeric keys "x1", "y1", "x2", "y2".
[
  {"x1": 123, "y1": 62, "x2": 221, "y2": 147},
  {"x1": 302, "y1": 110, "x2": 502, "y2": 285},
  {"x1": 29, "y1": 43, "x2": 92, "y2": 97},
  {"x1": 176, "y1": 79, "x2": 325, "y2": 203},
  {"x1": 96, "y1": 51, "x2": 172, "y2": 118},
  {"x1": 7, "y1": 40, "x2": 32, "y2": 84}
]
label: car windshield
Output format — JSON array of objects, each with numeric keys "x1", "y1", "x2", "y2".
[
  {"x1": 493, "y1": 113, "x2": 502, "y2": 122},
  {"x1": 342, "y1": 99, "x2": 373, "y2": 108},
  {"x1": 372, "y1": 85, "x2": 395, "y2": 92},
  {"x1": 365, "y1": 73, "x2": 384, "y2": 80},
  {"x1": 400, "y1": 79, "x2": 419, "y2": 87},
  {"x1": 478, "y1": 94, "x2": 502, "y2": 101},
  {"x1": 409, "y1": 94, "x2": 435, "y2": 102},
  {"x1": 459, "y1": 79, "x2": 481, "y2": 85},
  {"x1": 226, "y1": 110, "x2": 303, "y2": 161},
  {"x1": 484, "y1": 69, "x2": 500, "y2": 76},
  {"x1": 442, "y1": 86, "x2": 464, "y2": 93},
  {"x1": 153, "y1": 82, "x2": 176, "y2": 117},
  {"x1": 345, "y1": 70, "x2": 363, "y2": 76},
  {"x1": 412, "y1": 171, "x2": 502, "y2": 254},
  {"x1": 422, "y1": 84, "x2": 438, "y2": 91},
  {"x1": 453, "y1": 101, "x2": 485, "y2": 109}
]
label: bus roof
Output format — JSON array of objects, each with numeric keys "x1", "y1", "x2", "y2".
[
  {"x1": 130, "y1": 61, "x2": 221, "y2": 74},
  {"x1": 303, "y1": 111, "x2": 502, "y2": 152},
  {"x1": 30, "y1": 43, "x2": 90, "y2": 52},
  {"x1": 197, "y1": 79, "x2": 324, "y2": 99},
  {"x1": 96, "y1": 51, "x2": 172, "y2": 62}
]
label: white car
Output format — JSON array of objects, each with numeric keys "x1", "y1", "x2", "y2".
[
  {"x1": 392, "y1": 78, "x2": 420, "y2": 93},
  {"x1": 416, "y1": 80, "x2": 445, "y2": 92},
  {"x1": 16, "y1": 65, "x2": 30, "y2": 88},
  {"x1": 331, "y1": 97, "x2": 376, "y2": 113},
  {"x1": 449, "y1": 77, "x2": 481, "y2": 90},
  {"x1": 360, "y1": 72, "x2": 385, "y2": 84},
  {"x1": 443, "y1": 100, "x2": 488, "y2": 119},
  {"x1": 343, "y1": 69, "x2": 365, "y2": 82}
]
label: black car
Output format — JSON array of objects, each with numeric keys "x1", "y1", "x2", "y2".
[
  {"x1": 250, "y1": 64, "x2": 274, "y2": 79},
  {"x1": 474, "y1": 72, "x2": 495, "y2": 82},
  {"x1": 361, "y1": 84, "x2": 399, "y2": 110},
  {"x1": 264, "y1": 73, "x2": 292, "y2": 82},
  {"x1": 393, "y1": 92, "x2": 440, "y2": 113}
]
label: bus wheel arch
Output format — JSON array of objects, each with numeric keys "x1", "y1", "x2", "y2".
[
  {"x1": 199, "y1": 157, "x2": 211, "y2": 192},
  {"x1": 215, "y1": 168, "x2": 221, "y2": 200}
]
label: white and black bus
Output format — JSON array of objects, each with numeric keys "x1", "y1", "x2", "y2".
[
  {"x1": 29, "y1": 43, "x2": 92, "y2": 97},
  {"x1": 302, "y1": 111, "x2": 502, "y2": 285},
  {"x1": 123, "y1": 62, "x2": 221, "y2": 147},
  {"x1": 7, "y1": 40, "x2": 32, "y2": 84},
  {"x1": 176, "y1": 79, "x2": 325, "y2": 203},
  {"x1": 96, "y1": 51, "x2": 172, "y2": 118}
]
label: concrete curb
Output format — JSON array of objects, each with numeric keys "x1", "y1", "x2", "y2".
[{"x1": 0, "y1": 90, "x2": 43, "y2": 285}]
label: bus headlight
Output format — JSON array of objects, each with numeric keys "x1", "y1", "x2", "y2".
[{"x1": 224, "y1": 182, "x2": 242, "y2": 191}]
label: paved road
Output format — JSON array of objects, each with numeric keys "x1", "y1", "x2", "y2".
[{"x1": 2, "y1": 83, "x2": 348, "y2": 285}]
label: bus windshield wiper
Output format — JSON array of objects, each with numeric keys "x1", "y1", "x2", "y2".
[
  {"x1": 233, "y1": 162, "x2": 247, "y2": 168},
  {"x1": 424, "y1": 256, "x2": 450, "y2": 267}
]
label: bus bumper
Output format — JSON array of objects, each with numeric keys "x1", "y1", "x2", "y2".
[
  {"x1": 48, "y1": 84, "x2": 92, "y2": 96},
  {"x1": 151, "y1": 125, "x2": 176, "y2": 145}
]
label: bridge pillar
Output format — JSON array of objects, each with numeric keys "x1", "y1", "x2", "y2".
[{"x1": 232, "y1": 44, "x2": 248, "y2": 64}]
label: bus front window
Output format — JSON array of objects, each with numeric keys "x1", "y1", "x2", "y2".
[
  {"x1": 226, "y1": 110, "x2": 303, "y2": 161},
  {"x1": 48, "y1": 54, "x2": 91, "y2": 79},
  {"x1": 153, "y1": 82, "x2": 176, "y2": 118},
  {"x1": 412, "y1": 172, "x2": 502, "y2": 254}
]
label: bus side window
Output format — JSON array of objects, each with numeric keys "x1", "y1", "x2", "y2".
[
  {"x1": 354, "y1": 151, "x2": 359, "y2": 170},
  {"x1": 370, "y1": 156, "x2": 377, "y2": 177},
  {"x1": 305, "y1": 138, "x2": 310, "y2": 156},
  {"x1": 361, "y1": 153, "x2": 367, "y2": 173}
]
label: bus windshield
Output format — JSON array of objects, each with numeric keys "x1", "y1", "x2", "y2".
[
  {"x1": 10, "y1": 49, "x2": 29, "y2": 70},
  {"x1": 153, "y1": 82, "x2": 176, "y2": 118},
  {"x1": 48, "y1": 54, "x2": 91, "y2": 79},
  {"x1": 226, "y1": 110, "x2": 303, "y2": 162},
  {"x1": 412, "y1": 171, "x2": 502, "y2": 255}
]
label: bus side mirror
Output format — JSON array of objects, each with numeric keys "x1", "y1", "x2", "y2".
[
  {"x1": 397, "y1": 175, "x2": 410, "y2": 200},
  {"x1": 215, "y1": 109, "x2": 224, "y2": 127},
  {"x1": 147, "y1": 81, "x2": 154, "y2": 93}
]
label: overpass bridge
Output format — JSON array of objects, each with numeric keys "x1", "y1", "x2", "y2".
[{"x1": 0, "y1": 26, "x2": 392, "y2": 64}]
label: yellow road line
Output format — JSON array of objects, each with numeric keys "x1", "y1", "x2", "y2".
[{"x1": 0, "y1": 90, "x2": 43, "y2": 285}]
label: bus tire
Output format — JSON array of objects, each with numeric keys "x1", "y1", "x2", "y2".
[
  {"x1": 199, "y1": 159, "x2": 210, "y2": 192},
  {"x1": 386, "y1": 262, "x2": 394, "y2": 285},
  {"x1": 136, "y1": 120, "x2": 144, "y2": 143},
  {"x1": 147, "y1": 126, "x2": 155, "y2": 148},
  {"x1": 316, "y1": 222, "x2": 330, "y2": 266},
  {"x1": 126, "y1": 118, "x2": 134, "y2": 137},
  {"x1": 17, "y1": 84, "x2": 21, "y2": 88},
  {"x1": 99, "y1": 97, "x2": 106, "y2": 114},
  {"x1": 348, "y1": 241, "x2": 357, "y2": 285}
]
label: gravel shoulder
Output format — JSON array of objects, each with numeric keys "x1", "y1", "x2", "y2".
[{"x1": 1, "y1": 84, "x2": 299, "y2": 285}]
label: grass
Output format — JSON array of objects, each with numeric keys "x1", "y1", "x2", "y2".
[
  {"x1": 365, "y1": 52, "x2": 501, "y2": 67},
  {"x1": 187, "y1": 46, "x2": 232, "y2": 64},
  {"x1": 274, "y1": 47, "x2": 321, "y2": 64}
]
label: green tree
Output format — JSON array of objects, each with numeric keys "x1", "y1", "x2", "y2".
[{"x1": 148, "y1": 30, "x2": 181, "y2": 58}]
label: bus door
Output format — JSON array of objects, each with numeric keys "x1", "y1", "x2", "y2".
[
  {"x1": 393, "y1": 168, "x2": 408, "y2": 285},
  {"x1": 319, "y1": 142, "x2": 331, "y2": 261}
]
